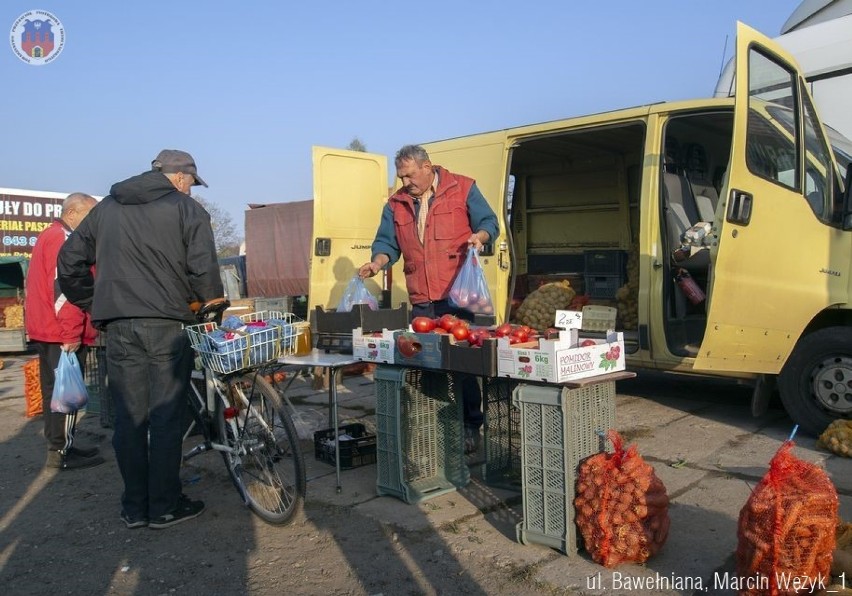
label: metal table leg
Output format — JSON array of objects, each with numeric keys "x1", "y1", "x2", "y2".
[{"x1": 328, "y1": 365, "x2": 341, "y2": 493}]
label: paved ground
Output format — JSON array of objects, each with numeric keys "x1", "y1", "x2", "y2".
[{"x1": 1, "y1": 354, "x2": 850, "y2": 595}]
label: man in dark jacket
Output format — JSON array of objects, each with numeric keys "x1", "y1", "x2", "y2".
[{"x1": 58, "y1": 149, "x2": 224, "y2": 530}]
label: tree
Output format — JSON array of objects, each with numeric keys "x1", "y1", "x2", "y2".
[
  {"x1": 347, "y1": 137, "x2": 367, "y2": 152},
  {"x1": 193, "y1": 195, "x2": 243, "y2": 257}
]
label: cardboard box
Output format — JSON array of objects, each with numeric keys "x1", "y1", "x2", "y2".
[
  {"x1": 352, "y1": 328, "x2": 397, "y2": 364},
  {"x1": 497, "y1": 330, "x2": 625, "y2": 383},
  {"x1": 393, "y1": 330, "x2": 447, "y2": 369},
  {"x1": 445, "y1": 337, "x2": 497, "y2": 377}
]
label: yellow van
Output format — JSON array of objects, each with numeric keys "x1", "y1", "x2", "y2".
[{"x1": 309, "y1": 24, "x2": 852, "y2": 436}]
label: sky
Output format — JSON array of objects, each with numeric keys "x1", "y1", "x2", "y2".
[{"x1": 2, "y1": 0, "x2": 804, "y2": 233}]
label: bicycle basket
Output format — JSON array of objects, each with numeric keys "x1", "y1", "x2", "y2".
[{"x1": 186, "y1": 310, "x2": 297, "y2": 374}]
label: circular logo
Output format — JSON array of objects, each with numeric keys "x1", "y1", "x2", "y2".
[{"x1": 10, "y1": 9, "x2": 65, "y2": 65}]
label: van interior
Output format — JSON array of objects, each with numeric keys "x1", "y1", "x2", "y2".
[{"x1": 506, "y1": 110, "x2": 734, "y2": 359}]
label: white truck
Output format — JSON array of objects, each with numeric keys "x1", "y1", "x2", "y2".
[{"x1": 715, "y1": 1, "x2": 852, "y2": 141}]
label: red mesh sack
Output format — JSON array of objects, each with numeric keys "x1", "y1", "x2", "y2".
[
  {"x1": 735, "y1": 440, "x2": 838, "y2": 595},
  {"x1": 574, "y1": 430, "x2": 670, "y2": 567},
  {"x1": 24, "y1": 358, "x2": 42, "y2": 417}
]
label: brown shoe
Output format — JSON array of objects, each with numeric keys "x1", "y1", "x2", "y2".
[{"x1": 46, "y1": 450, "x2": 105, "y2": 470}]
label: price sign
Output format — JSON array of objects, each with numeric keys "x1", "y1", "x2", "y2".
[{"x1": 555, "y1": 310, "x2": 582, "y2": 330}]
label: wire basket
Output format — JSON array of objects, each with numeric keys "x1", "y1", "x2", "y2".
[{"x1": 186, "y1": 310, "x2": 303, "y2": 374}]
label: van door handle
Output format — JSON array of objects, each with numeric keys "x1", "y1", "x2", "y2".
[
  {"x1": 653, "y1": 260, "x2": 663, "y2": 269},
  {"x1": 726, "y1": 189, "x2": 753, "y2": 225}
]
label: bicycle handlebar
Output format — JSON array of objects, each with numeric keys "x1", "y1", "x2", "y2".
[{"x1": 195, "y1": 298, "x2": 231, "y2": 324}]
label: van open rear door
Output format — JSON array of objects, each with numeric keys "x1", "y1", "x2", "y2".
[
  {"x1": 308, "y1": 147, "x2": 404, "y2": 314},
  {"x1": 694, "y1": 23, "x2": 848, "y2": 373}
]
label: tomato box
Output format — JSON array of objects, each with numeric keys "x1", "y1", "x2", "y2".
[
  {"x1": 496, "y1": 330, "x2": 625, "y2": 383},
  {"x1": 352, "y1": 328, "x2": 398, "y2": 364},
  {"x1": 393, "y1": 330, "x2": 448, "y2": 369},
  {"x1": 445, "y1": 337, "x2": 498, "y2": 377}
]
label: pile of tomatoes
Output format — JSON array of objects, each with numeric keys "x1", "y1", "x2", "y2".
[{"x1": 410, "y1": 315, "x2": 554, "y2": 347}]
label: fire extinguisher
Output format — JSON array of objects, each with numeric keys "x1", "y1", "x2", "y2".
[{"x1": 675, "y1": 268, "x2": 706, "y2": 305}]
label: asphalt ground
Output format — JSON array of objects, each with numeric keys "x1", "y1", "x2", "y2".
[{"x1": 1, "y1": 354, "x2": 850, "y2": 595}]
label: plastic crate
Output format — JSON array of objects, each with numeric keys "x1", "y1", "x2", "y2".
[
  {"x1": 583, "y1": 274, "x2": 622, "y2": 299},
  {"x1": 254, "y1": 296, "x2": 292, "y2": 313},
  {"x1": 584, "y1": 250, "x2": 626, "y2": 276},
  {"x1": 313, "y1": 423, "x2": 377, "y2": 469},
  {"x1": 480, "y1": 376, "x2": 522, "y2": 490},
  {"x1": 374, "y1": 366, "x2": 469, "y2": 503},
  {"x1": 513, "y1": 380, "x2": 616, "y2": 555},
  {"x1": 581, "y1": 305, "x2": 617, "y2": 332}
]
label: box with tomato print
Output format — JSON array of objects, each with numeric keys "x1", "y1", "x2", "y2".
[
  {"x1": 392, "y1": 314, "x2": 477, "y2": 371},
  {"x1": 496, "y1": 329, "x2": 625, "y2": 383},
  {"x1": 352, "y1": 328, "x2": 398, "y2": 364}
]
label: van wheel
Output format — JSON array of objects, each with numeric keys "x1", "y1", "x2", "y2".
[{"x1": 778, "y1": 327, "x2": 852, "y2": 437}]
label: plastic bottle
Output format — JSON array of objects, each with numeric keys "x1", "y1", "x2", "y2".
[{"x1": 675, "y1": 268, "x2": 706, "y2": 305}]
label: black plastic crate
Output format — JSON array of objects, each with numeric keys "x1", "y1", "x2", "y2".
[
  {"x1": 584, "y1": 274, "x2": 623, "y2": 299},
  {"x1": 584, "y1": 250, "x2": 626, "y2": 276},
  {"x1": 313, "y1": 423, "x2": 377, "y2": 469}
]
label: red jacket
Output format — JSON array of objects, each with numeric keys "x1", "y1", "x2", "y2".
[
  {"x1": 388, "y1": 167, "x2": 474, "y2": 303},
  {"x1": 25, "y1": 219, "x2": 97, "y2": 345}
]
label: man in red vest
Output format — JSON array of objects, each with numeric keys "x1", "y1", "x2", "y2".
[{"x1": 359, "y1": 145, "x2": 499, "y2": 454}]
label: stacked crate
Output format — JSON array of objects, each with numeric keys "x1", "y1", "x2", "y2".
[
  {"x1": 480, "y1": 376, "x2": 522, "y2": 490},
  {"x1": 583, "y1": 250, "x2": 626, "y2": 300},
  {"x1": 374, "y1": 366, "x2": 468, "y2": 503}
]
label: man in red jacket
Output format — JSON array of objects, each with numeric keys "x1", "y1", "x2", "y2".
[{"x1": 25, "y1": 192, "x2": 104, "y2": 470}]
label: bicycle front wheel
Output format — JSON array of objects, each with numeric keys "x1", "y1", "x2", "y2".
[{"x1": 219, "y1": 373, "x2": 305, "y2": 524}]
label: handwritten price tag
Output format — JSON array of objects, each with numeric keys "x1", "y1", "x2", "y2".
[{"x1": 555, "y1": 310, "x2": 582, "y2": 330}]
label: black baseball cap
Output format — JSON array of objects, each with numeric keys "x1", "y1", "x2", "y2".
[{"x1": 151, "y1": 149, "x2": 208, "y2": 187}]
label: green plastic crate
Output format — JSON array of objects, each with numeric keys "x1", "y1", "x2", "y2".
[
  {"x1": 374, "y1": 366, "x2": 469, "y2": 503},
  {"x1": 513, "y1": 381, "x2": 615, "y2": 555},
  {"x1": 480, "y1": 376, "x2": 522, "y2": 490}
]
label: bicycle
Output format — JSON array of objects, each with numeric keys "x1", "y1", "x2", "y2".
[{"x1": 183, "y1": 301, "x2": 306, "y2": 525}]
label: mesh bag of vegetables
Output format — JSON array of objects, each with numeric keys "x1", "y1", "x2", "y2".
[
  {"x1": 24, "y1": 358, "x2": 42, "y2": 418},
  {"x1": 817, "y1": 419, "x2": 852, "y2": 458},
  {"x1": 735, "y1": 440, "x2": 838, "y2": 595},
  {"x1": 514, "y1": 280, "x2": 576, "y2": 331},
  {"x1": 574, "y1": 430, "x2": 670, "y2": 567}
]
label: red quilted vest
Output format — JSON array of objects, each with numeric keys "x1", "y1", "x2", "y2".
[{"x1": 388, "y1": 166, "x2": 473, "y2": 303}]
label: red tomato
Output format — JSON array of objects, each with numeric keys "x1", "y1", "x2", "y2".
[
  {"x1": 495, "y1": 323, "x2": 514, "y2": 337},
  {"x1": 451, "y1": 324, "x2": 471, "y2": 342},
  {"x1": 433, "y1": 327, "x2": 449, "y2": 334},
  {"x1": 396, "y1": 333, "x2": 422, "y2": 357},
  {"x1": 580, "y1": 339, "x2": 597, "y2": 347},
  {"x1": 510, "y1": 329, "x2": 529, "y2": 343},
  {"x1": 412, "y1": 316, "x2": 436, "y2": 333},
  {"x1": 438, "y1": 314, "x2": 459, "y2": 331}
]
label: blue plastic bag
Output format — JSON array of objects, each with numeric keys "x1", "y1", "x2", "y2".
[
  {"x1": 337, "y1": 275, "x2": 378, "y2": 312},
  {"x1": 50, "y1": 351, "x2": 89, "y2": 413}
]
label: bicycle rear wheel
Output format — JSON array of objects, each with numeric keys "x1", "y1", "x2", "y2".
[{"x1": 219, "y1": 373, "x2": 305, "y2": 524}]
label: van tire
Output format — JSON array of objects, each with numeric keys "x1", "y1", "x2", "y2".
[{"x1": 778, "y1": 326, "x2": 852, "y2": 437}]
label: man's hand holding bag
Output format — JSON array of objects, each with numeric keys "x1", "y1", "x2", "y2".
[
  {"x1": 50, "y1": 351, "x2": 89, "y2": 413},
  {"x1": 448, "y1": 247, "x2": 494, "y2": 315}
]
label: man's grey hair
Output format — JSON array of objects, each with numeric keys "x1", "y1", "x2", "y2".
[
  {"x1": 63, "y1": 192, "x2": 96, "y2": 212},
  {"x1": 395, "y1": 145, "x2": 430, "y2": 167}
]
